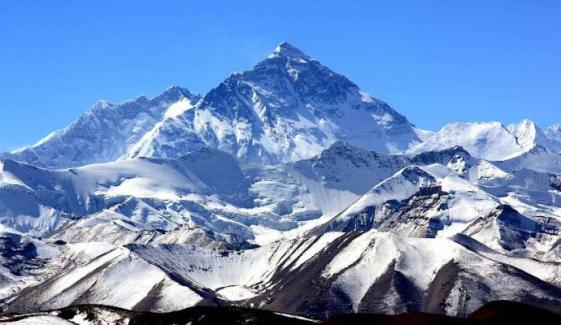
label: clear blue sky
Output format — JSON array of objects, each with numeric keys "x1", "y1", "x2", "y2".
[{"x1": 1, "y1": 0, "x2": 560, "y2": 151}]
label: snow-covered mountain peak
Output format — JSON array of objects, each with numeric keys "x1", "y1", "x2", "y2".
[
  {"x1": 157, "y1": 86, "x2": 200, "y2": 103},
  {"x1": 515, "y1": 118, "x2": 537, "y2": 129},
  {"x1": 411, "y1": 145, "x2": 472, "y2": 160},
  {"x1": 397, "y1": 165, "x2": 437, "y2": 185},
  {"x1": 509, "y1": 119, "x2": 561, "y2": 154},
  {"x1": 5, "y1": 87, "x2": 200, "y2": 169},
  {"x1": 4, "y1": 44, "x2": 423, "y2": 166},
  {"x1": 509, "y1": 119, "x2": 540, "y2": 150},
  {"x1": 126, "y1": 44, "x2": 421, "y2": 163},
  {"x1": 269, "y1": 42, "x2": 311, "y2": 61},
  {"x1": 243, "y1": 43, "x2": 360, "y2": 106},
  {"x1": 91, "y1": 99, "x2": 113, "y2": 110},
  {"x1": 336, "y1": 165, "x2": 437, "y2": 220},
  {"x1": 410, "y1": 121, "x2": 525, "y2": 160},
  {"x1": 411, "y1": 119, "x2": 561, "y2": 161}
]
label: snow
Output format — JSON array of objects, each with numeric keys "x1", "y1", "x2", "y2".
[
  {"x1": 342, "y1": 166, "x2": 435, "y2": 217},
  {"x1": 37, "y1": 248, "x2": 126, "y2": 306},
  {"x1": 321, "y1": 161, "x2": 504, "y2": 239},
  {"x1": 163, "y1": 98, "x2": 194, "y2": 119},
  {"x1": 322, "y1": 231, "x2": 377, "y2": 277},
  {"x1": 273, "y1": 312, "x2": 320, "y2": 323},
  {"x1": 434, "y1": 167, "x2": 500, "y2": 222},
  {"x1": 3, "y1": 246, "x2": 204, "y2": 313},
  {"x1": 127, "y1": 233, "x2": 348, "y2": 301},
  {"x1": 411, "y1": 119, "x2": 561, "y2": 161},
  {"x1": 290, "y1": 231, "x2": 344, "y2": 270},
  {"x1": 410, "y1": 121, "x2": 525, "y2": 160},
  {"x1": 79, "y1": 252, "x2": 202, "y2": 311},
  {"x1": 217, "y1": 286, "x2": 258, "y2": 301},
  {"x1": 467, "y1": 160, "x2": 509, "y2": 181},
  {"x1": 496, "y1": 146, "x2": 561, "y2": 174},
  {"x1": 323, "y1": 231, "x2": 465, "y2": 311},
  {"x1": 270, "y1": 42, "x2": 312, "y2": 60},
  {"x1": 64, "y1": 242, "x2": 116, "y2": 263},
  {"x1": 509, "y1": 119, "x2": 561, "y2": 153}
]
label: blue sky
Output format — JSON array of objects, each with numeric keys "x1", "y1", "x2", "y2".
[{"x1": 0, "y1": 0, "x2": 560, "y2": 151}]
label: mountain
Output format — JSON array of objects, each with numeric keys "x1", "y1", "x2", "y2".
[
  {"x1": 5, "y1": 43, "x2": 424, "y2": 167},
  {"x1": 5, "y1": 87, "x2": 200, "y2": 169},
  {"x1": 509, "y1": 119, "x2": 561, "y2": 153},
  {"x1": 410, "y1": 119, "x2": 561, "y2": 161},
  {"x1": 4, "y1": 229, "x2": 561, "y2": 318},
  {"x1": 409, "y1": 121, "x2": 524, "y2": 160},
  {"x1": 0, "y1": 142, "x2": 492, "y2": 246},
  {"x1": 126, "y1": 43, "x2": 423, "y2": 163},
  {"x1": 3, "y1": 141, "x2": 561, "y2": 318},
  {"x1": 0, "y1": 147, "x2": 258, "y2": 245},
  {"x1": 2, "y1": 42, "x2": 561, "y2": 321}
]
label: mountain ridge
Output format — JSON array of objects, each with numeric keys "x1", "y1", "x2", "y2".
[{"x1": 4, "y1": 86, "x2": 201, "y2": 169}]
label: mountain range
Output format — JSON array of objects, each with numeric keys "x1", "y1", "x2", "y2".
[{"x1": 1, "y1": 43, "x2": 561, "y2": 323}]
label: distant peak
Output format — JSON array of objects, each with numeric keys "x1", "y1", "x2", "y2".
[
  {"x1": 510, "y1": 119, "x2": 539, "y2": 135},
  {"x1": 517, "y1": 118, "x2": 538, "y2": 129},
  {"x1": 270, "y1": 42, "x2": 310, "y2": 60},
  {"x1": 159, "y1": 86, "x2": 200, "y2": 103},
  {"x1": 163, "y1": 86, "x2": 192, "y2": 97},
  {"x1": 92, "y1": 100, "x2": 112, "y2": 110}
]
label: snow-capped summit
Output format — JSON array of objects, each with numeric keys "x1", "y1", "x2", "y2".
[
  {"x1": 159, "y1": 85, "x2": 198, "y2": 100},
  {"x1": 127, "y1": 43, "x2": 422, "y2": 163},
  {"x1": 409, "y1": 121, "x2": 524, "y2": 160},
  {"x1": 269, "y1": 41, "x2": 311, "y2": 60},
  {"x1": 509, "y1": 119, "x2": 561, "y2": 153},
  {"x1": 6, "y1": 87, "x2": 201, "y2": 169},
  {"x1": 411, "y1": 119, "x2": 561, "y2": 161},
  {"x1": 509, "y1": 119, "x2": 540, "y2": 151}
]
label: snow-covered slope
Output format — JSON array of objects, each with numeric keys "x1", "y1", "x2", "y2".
[
  {"x1": 0, "y1": 143, "x2": 375, "y2": 246},
  {"x1": 4, "y1": 245, "x2": 204, "y2": 313},
  {"x1": 0, "y1": 147, "x2": 253, "y2": 239},
  {"x1": 5, "y1": 87, "x2": 200, "y2": 169},
  {"x1": 0, "y1": 229, "x2": 61, "y2": 300},
  {"x1": 126, "y1": 43, "x2": 422, "y2": 163},
  {"x1": 5, "y1": 230, "x2": 561, "y2": 319},
  {"x1": 496, "y1": 146, "x2": 561, "y2": 174}
]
